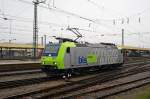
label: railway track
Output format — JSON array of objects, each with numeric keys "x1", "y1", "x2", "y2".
[
  {"x1": 75, "y1": 71, "x2": 150, "y2": 99},
  {"x1": 0, "y1": 60, "x2": 149, "y2": 90},
  {"x1": 124, "y1": 57, "x2": 150, "y2": 62},
  {"x1": 0, "y1": 57, "x2": 149, "y2": 72},
  {"x1": 1, "y1": 61, "x2": 150, "y2": 99},
  {"x1": 0, "y1": 70, "x2": 47, "y2": 89},
  {"x1": 0, "y1": 62, "x2": 40, "y2": 72},
  {"x1": 27, "y1": 64, "x2": 150, "y2": 99},
  {"x1": 0, "y1": 69, "x2": 41, "y2": 77}
]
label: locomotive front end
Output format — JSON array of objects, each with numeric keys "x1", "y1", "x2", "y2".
[
  {"x1": 41, "y1": 41, "x2": 76, "y2": 76},
  {"x1": 41, "y1": 43, "x2": 61, "y2": 75}
]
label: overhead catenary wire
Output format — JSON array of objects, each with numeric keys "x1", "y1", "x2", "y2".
[
  {"x1": 1, "y1": 0, "x2": 150, "y2": 47},
  {"x1": 0, "y1": 12, "x2": 111, "y2": 35},
  {"x1": 0, "y1": 13, "x2": 67, "y2": 27},
  {"x1": 17, "y1": 0, "x2": 124, "y2": 28},
  {"x1": 0, "y1": 26, "x2": 32, "y2": 32},
  {"x1": 87, "y1": 0, "x2": 125, "y2": 20},
  {"x1": 4, "y1": 0, "x2": 150, "y2": 27},
  {"x1": 1, "y1": 12, "x2": 150, "y2": 38},
  {"x1": 10, "y1": 0, "x2": 150, "y2": 35},
  {"x1": 1, "y1": 11, "x2": 150, "y2": 38},
  {"x1": 87, "y1": 0, "x2": 150, "y2": 22}
]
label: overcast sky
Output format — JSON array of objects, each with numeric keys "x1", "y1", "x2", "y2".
[{"x1": 0, "y1": 0, "x2": 150, "y2": 47}]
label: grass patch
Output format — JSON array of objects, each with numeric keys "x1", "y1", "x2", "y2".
[{"x1": 135, "y1": 85, "x2": 150, "y2": 99}]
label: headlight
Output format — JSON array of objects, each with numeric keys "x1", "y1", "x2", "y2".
[
  {"x1": 49, "y1": 54, "x2": 51, "y2": 56},
  {"x1": 53, "y1": 62, "x2": 57, "y2": 65}
]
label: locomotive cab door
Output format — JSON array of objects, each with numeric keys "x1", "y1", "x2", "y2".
[{"x1": 64, "y1": 47, "x2": 71, "y2": 68}]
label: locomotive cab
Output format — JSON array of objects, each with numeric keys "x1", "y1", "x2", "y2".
[
  {"x1": 41, "y1": 38, "x2": 76, "y2": 76},
  {"x1": 41, "y1": 43, "x2": 60, "y2": 68}
]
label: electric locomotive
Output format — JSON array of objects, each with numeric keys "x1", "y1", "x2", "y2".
[{"x1": 41, "y1": 37, "x2": 123, "y2": 78}]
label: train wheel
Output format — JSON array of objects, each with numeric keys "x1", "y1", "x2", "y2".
[
  {"x1": 62, "y1": 73, "x2": 72, "y2": 81},
  {"x1": 62, "y1": 75, "x2": 66, "y2": 79},
  {"x1": 67, "y1": 73, "x2": 72, "y2": 77}
]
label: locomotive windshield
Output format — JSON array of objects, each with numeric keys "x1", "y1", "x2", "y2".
[{"x1": 43, "y1": 44, "x2": 60, "y2": 57}]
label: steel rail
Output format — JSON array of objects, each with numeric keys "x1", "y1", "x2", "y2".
[
  {"x1": 6, "y1": 63, "x2": 150, "y2": 99},
  {"x1": 0, "y1": 60, "x2": 149, "y2": 90},
  {"x1": 35, "y1": 64, "x2": 150, "y2": 99}
]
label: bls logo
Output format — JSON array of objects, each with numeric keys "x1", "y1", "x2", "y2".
[{"x1": 78, "y1": 56, "x2": 87, "y2": 64}]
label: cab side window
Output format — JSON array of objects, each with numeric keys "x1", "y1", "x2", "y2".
[{"x1": 66, "y1": 47, "x2": 70, "y2": 53}]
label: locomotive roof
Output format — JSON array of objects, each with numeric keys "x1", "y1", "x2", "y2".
[
  {"x1": 55, "y1": 37, "x2": 78, "y2": 43},
  {"x1": 100, "y1": 42, "x2": 116, "y2": 46},
  {"x1": 76, "y1": 42, "x2": 117, "y2": 49},
  {"x1": 54, "y1": 37, "x2": 117, "y2": 48}
]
